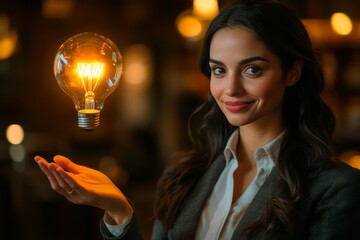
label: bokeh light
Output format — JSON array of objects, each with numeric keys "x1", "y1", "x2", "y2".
[
  {"x1": 9, "y1": 144, "x2": 26, "y2": 163},
  {"x1": 193, "y1": 0, "x2": 219, "y2": 20},
  {"x1": 124, "y1": 44, "x2": 152, "y2": 86},
  {"x1": 331, "y1": 12, "x2": 353, "y2": 35},
  {"x1": 6, "y1": 124, "x2": 24, "y2": 145},
  {"x1": 0, "y1": 14, "x2": 17, "y2": 60},
  {"x1": 176, "y1": 11, "x2": 203, "y2": 40}
]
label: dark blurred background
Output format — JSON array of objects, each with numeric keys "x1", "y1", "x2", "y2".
[{"x1": 0, "y1": 0, "x2": 360, "y2": 239}]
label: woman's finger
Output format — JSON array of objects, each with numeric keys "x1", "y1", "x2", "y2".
[
  {"x1": 55, "y1": 168, "x2": 87, "y2": 203},
  {"x1": 34, "y1": 156, "x2": 62, "y2": 191},
  {"x1": 35, "y1": 156, "x2": 81, "y2": 203},
  {"x1": 53, "y1": 155, "x2": 81, "y2": 174},
  {"x1": 56, "y1": 167, "x2": 78, "y2": 190},
  {"x1": 48, "y1": 163, "x2": 73, "y2": 194}
]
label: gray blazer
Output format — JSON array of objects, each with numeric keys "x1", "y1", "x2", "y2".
[{"x1": 100, "y1": 154, "x2": 360, "y2": 239}]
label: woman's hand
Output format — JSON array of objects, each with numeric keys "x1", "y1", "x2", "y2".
[{"x1": 34, "y1": 155, "x2": 133, "y2": 225}]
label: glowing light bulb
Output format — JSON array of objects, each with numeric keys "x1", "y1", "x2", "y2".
[{"x1": 54, "y1": 32, "x2": 123, "y2": 131}]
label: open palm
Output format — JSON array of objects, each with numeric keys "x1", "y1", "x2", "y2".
[{"x1": 34, "y1": 155, "x2": 132, "y2": 224}]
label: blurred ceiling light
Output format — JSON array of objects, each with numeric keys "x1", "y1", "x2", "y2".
[
  {"x1": 42, "y1": 0, "x2": 74, "y2": 18},
  {"x1": 193, "y1": 0, "x2": 219, "y2": 20},
  {"x1": 0, "y1": 14, "x2": 17, "y2": 60},
  {"x1": 6, "y1": 124, "x2": 24, "y2": 145},
  {"x1": 331, "y1": 12, "x2": 353, "y2": 35},
  {"x1": 124, "y1": 44, "x2": 152, "y2": 85},
  {"x1": 0, "y1": 30, "x2": 17, "y2": 60},
  {"x1": 176, "y1": 10, "x2": 203, "y2": 41}
]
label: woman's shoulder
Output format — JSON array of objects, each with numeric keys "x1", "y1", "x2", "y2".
[
  {"x1": 317, "y1": 161, "x2": 360, "y2": 179},
  {"x1": 309, "y1": 161, "x2": 360, "y2": 196},
  {"x1": 298, "y1": 162, "x2": 360, "y2": 239}
]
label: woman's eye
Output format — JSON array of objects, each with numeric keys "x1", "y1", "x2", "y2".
[
  {"x1": 244, "y1": 66, "x2": 262, "y2": 76},
  {"x1": 212, "y1": 66, "x2": 225, "y2": 75}
]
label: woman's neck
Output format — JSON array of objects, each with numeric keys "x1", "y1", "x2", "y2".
[{"x1": 237, "y1": 123, "x2": 284, "y2": 165}]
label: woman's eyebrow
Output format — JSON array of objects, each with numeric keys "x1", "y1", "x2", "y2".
[
  {"x1": 209, "y1": 56, "x2": 269, "y2": 65},
  {"x1": 209, "y1": 59, "x2": 224, "y2": 65},
  {"x1": 239, "y1": 56, "x2": 269, "y2": 65}
]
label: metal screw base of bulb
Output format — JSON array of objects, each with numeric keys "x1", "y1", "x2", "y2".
[{"x1": 78, "y1": 110, "x2": 100, "y2": 131}]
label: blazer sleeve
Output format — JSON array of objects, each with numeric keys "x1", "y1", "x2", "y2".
[
  {"x1": 99, "y1": 214, "x2": 144, "y2": 240},
  {"x1": 151, "y1": 219, "x2": 167, "y2": 240},
  {"x1": 309, "y1": 164, "x2": 360, "y2": 240}
]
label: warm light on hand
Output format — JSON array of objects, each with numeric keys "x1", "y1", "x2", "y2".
[{"x1": 54, "y1": 32, "x2": 123, "y2": 131}]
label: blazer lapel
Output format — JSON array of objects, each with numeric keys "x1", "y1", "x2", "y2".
[
  {"x1": 170, "y1": 154, "x2": 226, "y2": 240},
  {"x1": 232, "y1": 166, "x2": 279, "y2": 239}
]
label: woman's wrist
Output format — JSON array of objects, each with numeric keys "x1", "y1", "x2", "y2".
[{"x1": 104, "y1": 202, "x2": 133, "y2": 225}]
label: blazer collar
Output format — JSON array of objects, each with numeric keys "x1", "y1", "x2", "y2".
[
  {"x1": 169, "y1": 154, "x2": 226, "y2": 239},
  {"x1": 232, "y1": 166, "x2": 279, "y2": 239}
]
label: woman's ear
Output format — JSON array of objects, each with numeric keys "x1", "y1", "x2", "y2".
[{"x1": 286, "y1": 60, "x2": 303, "y2": 86}]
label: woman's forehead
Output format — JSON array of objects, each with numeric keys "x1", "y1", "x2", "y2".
[{"x1": 209, "y1": 28, "x2": 268, "y2": 58}]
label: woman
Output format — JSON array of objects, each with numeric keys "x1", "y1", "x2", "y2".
[{"x1": 34, "y1": 0, "x2": 360, "y2": 239}]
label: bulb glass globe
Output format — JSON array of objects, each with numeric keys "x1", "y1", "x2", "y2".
[{"x1": 54, "y1": 32, "x2": 122, "y2": 131}]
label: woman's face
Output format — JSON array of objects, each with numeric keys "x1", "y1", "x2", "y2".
[{"x1": 209, "y1": 27, "x2": 294, "y2": 129}]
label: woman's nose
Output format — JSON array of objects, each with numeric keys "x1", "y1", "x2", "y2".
[{"x1": 225, "y1": 74, "x2": 244, "y2": 96}]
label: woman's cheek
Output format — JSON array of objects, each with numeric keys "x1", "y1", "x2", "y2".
[
  {"x1": 210, "y1": 79, "x2": 222, "y2": 98},
  {"x1": 246, "y1": 80, "x2": 276, "y2": 98}
]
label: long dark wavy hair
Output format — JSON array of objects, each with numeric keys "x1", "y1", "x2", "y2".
[{"x1": 154, "y1": 0, "x2": 337, "y2": 236}]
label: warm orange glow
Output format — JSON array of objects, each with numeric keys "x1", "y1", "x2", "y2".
[
  {"x1": 348, "y1": 155, "x2": 360, "y2": 169},
  {"x1": 193, "y1": 0, "x2": 219, "y2": 20},
  {"x1": 302, "y1": 19, "x2": 360, "y2": 46},
  {"x1": 125, "y1": 63, "x2": 147, "y2": 85},
  {"x1": 331, "y1": 12, "x2": 353, "y2": 35},
  {"x1": 0, "y1": 31, "x2": 17, "y2": 60},
  {"x1": 77, "y1": 62, "x2": 104, "y2": 90},
  {"x1": 77, "y1": 62, "x2": 104, "y2": 79},
  {"x1": 124, "y1": 44, "x2": 152, "y2": 86},
  {"x1": 42, "y1": 0, "x2": 74, "y2": 18},
  {"x1": 340, "y1": 150, "x2": 360, "y2": 170},
  {"x1": 177, "y1": 15, "x2": 202, "y2": 39}
]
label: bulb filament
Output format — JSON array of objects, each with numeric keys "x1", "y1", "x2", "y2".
[{"x1": 77, "y1": 62, "x2": 104, "y2": 109}]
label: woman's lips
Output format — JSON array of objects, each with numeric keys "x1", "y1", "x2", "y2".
[{"x1": 224, "y1": 101, "x2": 254, "y2": 112}]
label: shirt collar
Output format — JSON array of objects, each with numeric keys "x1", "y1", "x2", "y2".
[
  {"x1": 256, "y1": 130, "x2": 285, "y2": 163},
  {"x1": 223, "y1": 129, "x2": 285, "y2": 165},
  {"x1": 224, "y1": 130, "x2": 239, "y2": 164}
]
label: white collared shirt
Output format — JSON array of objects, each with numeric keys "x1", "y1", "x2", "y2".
[{"x1": 195, "y1": 130, "x2": 284, "y2": 240}]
